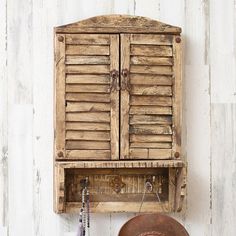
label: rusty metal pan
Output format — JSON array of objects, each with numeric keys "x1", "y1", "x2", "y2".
[{"x1": 118, "y1": 213, "x2": 189, "y2": 236}]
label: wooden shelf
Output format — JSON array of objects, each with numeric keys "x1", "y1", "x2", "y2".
[
  {"x1": 65, "y1": 201, "x2": 170, "y2": 213},
  {"x1": 55, "y1": 160, "x2": 185, "y2": 169}
]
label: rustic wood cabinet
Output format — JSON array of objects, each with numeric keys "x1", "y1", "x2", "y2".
[{"x1": 54, "y1": 15, "x2": 186, "y2": 213}]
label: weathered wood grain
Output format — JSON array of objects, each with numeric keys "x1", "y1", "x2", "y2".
[
  {"x1": 66, "y1": 130, "x2": 110, "y2": 141},
  {"x1": 65, "y1": 55, "x2": 110, "y2": 65},
  {"x1": 120, "y1": 34, "x2": 130, "y2": 159},
  {"x1": 130, "y1": 74, "x2": 173, "y2": 85},
  {"x1": 66, "y1": 45, "x2": 110, "y2": 55},
  {"x1": 130, "y1": 45, "x2": 172, "y2": 57},
  {"x1": 66, "y1": 112, "x2": 110, "y2": 122},
  {"x1": 66, "y1": 122, "x2": 110, "y2": 131},
  {"x1": 130, "y1": 34, "x2": 173, "y2": 45},
  {"x1": 110, "y1": 34, "x2": 120, "y2": 160},
  {"x1": 130, "y1": 106, "x2": 172, "y2": 115},
  {"x1": 55, "y1": 15, "x2": 182, "y2": 34},
  {"x1": 55, "y1": 34, "x2": 66, "y2": 159},
  {"x1": 66, "y1": 102, "x2": 110, "y2": 112},
  {"x1": 130, "y1": 115, "x2": 172, "y2": 125},
  {"x1": 130, "y1": 65, "x2": 172, "y2": 75},
  {"x1": 130, "y1": 134, "x2": 172, "y2": 142},
  {"x1": 131, "y1": 56, "x2": 173, "y2": 65},
  {"x1": 130, "y1": 124, "x2": 172, "y2": 135},
  {"x1": 130, "y1": 96, "x2": 172, "y2": 106},
  {"x1": 172, "y1": 35, "x2": 182, "y2": 158},
  {"x1": 131, "y1": 85, "x2": 172, "y2": 96},
  {"x1": 66, "y1": 74, "x2": 110, "y2": 84},
  {"x1": 66, "y1": 93, "x2": 110, "y2": 102},
  {"x1": 66, "y1": 150, "x2": 111, "y2": 159},
  {"x1": 66, "y1": 34, "x2": 110, "y2": 45},
  {"x1": 130, "y1": 142, "x2": 172, "y2": 149},
  {"x1": 66, "y1": 65, "x2": 110, "y2": 74},
  {"x1": 66, "y1": 140, "x2": 110, "y2": 150},
  {"x1": 65, "y1": 84, "x2": 110, "y2": 93}
]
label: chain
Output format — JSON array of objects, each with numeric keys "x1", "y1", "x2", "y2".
[
  {"x1": 139, "y1": 180, "x2": 164, "y2": 213},
  {"x1": 86, "y1": 189, "x2": 90, "y2": 236},
  {"x1": 82, "y1": 188, "x2": 86, "y2": 236}
]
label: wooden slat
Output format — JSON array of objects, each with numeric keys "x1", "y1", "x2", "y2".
[
  {"x1": 129, "y1": 148, "x2": 148, "y2": 159},
  {"x1": 66, "y1": 93, "x2": 110, "y2": 103},
  {"x1": 130, "y1": 115, "x2": 172, "y2": 125},
  {"x1": 66, "y1": 112, "x2": 110, "y2": 122},
  {"x1": 130, "y1": 125, "x2": 172, "y2": 135},
  {"x1": 66, "y1": 65, "x2": 109, "y2": 74},
  {"x1": 149, "y1": 149, "x2": 172, "y2": 159},
  {"x1": 65, "y1": 55, "x2": 110, "y2": 65},
  {"x1": 66, "y1": 45, "x2": 109, "y2": 55},
  {"x1": 66, "y1": 74, "x2": 110, "y2": 84},
  {"x1": 131, "y1": 85, "x2": 172, "y2": 96},
  {"x1": 66, "y1": 34, "x2": 110, "y2": 45},
  {"x1": 66, "y1": 122, "x2": 110, "y2": 131},
  {"x1": 131, "y1": 56, "x2": 173, "y2": 65},
  {"x1": 130, "y1": 65, "x2": 172, "y2": 75},
  {"x1": 130, "y1": 96, "x2": 172, "y2": 106},
  {"x1": 120, "y1": 34, "x2": 130, "y2": 159},
  {"x1": 130, "y1": 134, "x2": 172, "y2": 142},
  {"x1": 130, "y1": 34, "x2": 173, "y2": 45},
  {"x1": 130, "y1": 45, "x2": 172, "y2": 57},
  {"x1": 172, "y1": 36, "x2": 182, "y2": 158},
  {"x1": 130, "y1": 106, "x2": 172, "y2": 115},
  {"x1": 55, "y1": 34, "x2": 66, "y2": 159},
  {"x1": 66, "y1": 150, "x2": 110, "y2": 160},
  {"x1": 110, "y1": 34, "x2": 119, "y2": 160},
  {"x1": 130, "y1": 142, "x2": 172, "y2": 149},
  {"x1": 129, "y1": 148, "x2": 172, "y2": 159},
  {"x1": 66, "y1": 84, "x2": 110, "y2": 93},
  {"x1": 130, "y1": 74, "x2": 172, "y2": 85},
  {"x1": 66, "y1": 131, "x2": 110, "y2": 141},
  {"x1": 66, "y1": 141, "x2": 110, "y2": 150},
  {"x1": 66, "y1": 102, "x2": 110, "y2": 112}
]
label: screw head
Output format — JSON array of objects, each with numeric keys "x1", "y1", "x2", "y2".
[
  {"x1": 58, "y1": 35, "x2": 64, "y2": 42},
  {"x1": 175, "y1": 37, "x2": 181, "y2": 43},
  {"x1": 174, "y1": 152, "x2": 180, "y2": 158},
  {"x1": 58, "y1": 151, "x2": 64, "y2": 157}
]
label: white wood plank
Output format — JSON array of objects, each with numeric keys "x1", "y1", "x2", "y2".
[
  {"x1": 7, "y1": 0, "x2": 35, "y2": 235},
  {"x1": 134, "y1": 0, "x2": 160, "y2": 20},
  {"x1": 8, "y1": 106, "x2": 34, "y2": 236},
  {"x1": 0, "y1": 0, "x2": 8, "y2": 233},
  {"x1": 31, "y1": 0, "x2": 65, "y2": 235},
  {"x1": 210, "y1": 0, "x2": 236, "y2": 103},
  {"x1": 185, "y1": 66, "x2": 211, "y2": 236},
  {"x1": 211, "y1": 104, "x2": 236, "y2": 236}
]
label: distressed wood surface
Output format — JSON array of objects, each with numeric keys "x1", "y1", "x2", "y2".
[{"x1": 1, "y1": 0, "x2": 236, "y2": 235}]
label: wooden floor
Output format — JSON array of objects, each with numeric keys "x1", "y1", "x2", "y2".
[{"x1": 0, "y1": 0, "x2": 236, "y2": 235}]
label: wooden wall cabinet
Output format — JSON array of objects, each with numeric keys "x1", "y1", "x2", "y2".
[{"x1": 54, "y1": 15, "x2": 186, "y2": 213}]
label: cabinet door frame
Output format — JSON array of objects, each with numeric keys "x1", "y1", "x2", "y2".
[
  {"x1": 119, "y1": 33, "x2": 182, "y2": 160},
  {"x1": 54, "y1": 33, "x2": 120, "y2": 160}
]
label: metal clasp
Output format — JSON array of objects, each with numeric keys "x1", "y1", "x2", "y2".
[
  {"x1": 110, "y1": 69, "x2": 119, "y2": 91},
  {"x1": 121, "y1": 68, "x2": 130, "y2": 91}
]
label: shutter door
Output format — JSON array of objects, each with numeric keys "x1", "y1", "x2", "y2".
[
  {"x1": 55, "y1": 34, "x2": 119, "y2": 160},
  {"x1": 120, "y1": 34, "x2": 182, "y2": 160}
]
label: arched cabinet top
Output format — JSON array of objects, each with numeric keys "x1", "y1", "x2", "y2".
[{"x1": 55, "y1": 15, "x2": 181, "y2": 34}]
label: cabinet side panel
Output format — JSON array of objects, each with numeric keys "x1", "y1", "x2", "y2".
[
  {"x1": 55, "y1": 33, "x2": 66, "y2": 159},
  {"x1": 172, "y1": 36, "x2": 182, "y2": 158}
]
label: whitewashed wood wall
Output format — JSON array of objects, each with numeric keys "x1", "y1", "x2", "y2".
[{"x1": 0, "y1": 0, "x2": 235, "y2": 235}]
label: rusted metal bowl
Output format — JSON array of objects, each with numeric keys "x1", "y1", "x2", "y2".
[{"x1": 118, "y1": 214, "x2": 189, "y2": 236}]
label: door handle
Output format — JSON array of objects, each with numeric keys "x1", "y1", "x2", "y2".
[{"x1": 121, "y1": 68, "x2": 130, "y2": 92}]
